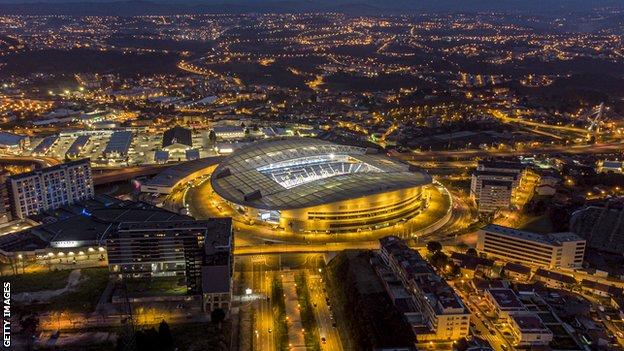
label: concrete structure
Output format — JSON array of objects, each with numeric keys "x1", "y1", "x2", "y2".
[
  {"x1": 476, "y1": 224, "x2": 585, "y2": 269},
  {"x1": 211, "y1": 138, "x2": 432, "y2": 234},
  {"x1": 7, "y1": 159, "x2": 94, "y2": 219},
  {"x1": 379, "y1": 236, "x2": 470, "y2": 342},
  {"x1": 470, "y1": 161, "x2": 524, "y2": 213}
]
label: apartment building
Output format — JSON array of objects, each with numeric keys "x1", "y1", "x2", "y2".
[
  {"x1": 7, "y1": 159, "x2": 94, "y2": 219},
  {"x1": 379, "y1": 236, "x2": 470, "y2": 342},
  {"x1": 470, "y1": 160, "x2": 525, "y2": 213}
]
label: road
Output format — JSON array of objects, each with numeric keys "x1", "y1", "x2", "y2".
[
  {"x1": 250, "y1": 259, "x2": 275, "y2": 351},
  {"x1": 455, "y1": 286, "x2": 514, "y2": 351},
  {"x1": 308, "y1": 274, "x2": 343, "y2": 351}
]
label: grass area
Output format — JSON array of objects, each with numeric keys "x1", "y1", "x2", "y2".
[
  {"x1": 170, "y1": 321, "x2": 230, "y2": 351},
  {"x1": 125, "y1": 277, "x2": 187, "y2": 297},
  {"x1": 47, "y1": 267, "x2": 110, "y2": 312},
  {"x1": 271, "y1": 276, "x2": 289, "y2": 351},
  {"x1": 519, "y1": 215, "x2": 554, "y2": 234},
  {"x1": 4, "y1": 269, "x2": 72, "y2": 293},
  {"x1": 295, "y1": 272, "x2": 321, "y2": 351}
]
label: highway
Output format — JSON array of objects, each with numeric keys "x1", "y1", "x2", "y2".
[{"x1": 391, "y1": 141, "x2": 624, "y2": 162}]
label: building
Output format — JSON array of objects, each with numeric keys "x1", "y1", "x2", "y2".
[
  {"x1": 7, "y1": 159, "x2": 94, "y2": 219},
  {"x1": 580, "y1": 279, "x2": 623, "y2": 298},
  {"x1": 508, "y1": 314, "x2": 553, "y2": 346},
  {"x1": 596, "y1": 160, "x2": 623, "y2": 174},
  {"x1": 503, "y1": 262, "x2": 531, "y2": 281},
  {"x1": 162, "y1": 125, "x2": 193, "y2": 151},
  {"x1": 533, "y1": 268, "x2": 577, "y2": 289},
  {"x1": 211, "y1": 138, "x2": 433, "y2": 234},
  {"x1": 141, "y1": 157, "x2": 223, "y2": 195},
  {"x1": 107, "y1": 219, "x2": 233, "y2": 312},
  {"x1": 0, "y1": 131, "x2": 29, "y2": 152},
  {"x1": 476, "y1": 224, "x2": 585, "y2": 269},
  {"x1": 470, "y1": 161, "x2": 524, "y2": 213},
  {"x1": 449, "y1": 252, "x2": 494, "y2": 278},
  {"x1": 379, "y1": 236, "x2": 470, "y2": 342},
  {"x1": 484, "y1": 288, "x2": 526, "y2": 320},
  {"x1": 103, "y1": 131, "x2": 133, "y2": 159},
  {"x1": 213, "y1": 126, "x2": 246, "y2": 140}
]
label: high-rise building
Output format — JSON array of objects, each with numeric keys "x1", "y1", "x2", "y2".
[
  {"x1": 7, "y1": 159, "x2": 94, "y2": 219},
  {"x1": 470, "y1": 161, "x2": 525, "y2": 213},
  {"x1": 379, "y1": 236, "x2": 470, "y2": 341},
  {"x1": 476, "y1": 224, "x2": 585, "y2": 269}
]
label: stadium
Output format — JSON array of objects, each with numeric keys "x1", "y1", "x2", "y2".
[{"x1": 210, "y1": 138, "x2": 436, "y2": 234}]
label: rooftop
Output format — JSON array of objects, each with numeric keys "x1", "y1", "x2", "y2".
[
  {"x1": 486, "y1": 288, "x2": 525, "y2": 310},
  {"x1": 482, "y1": 224, "x2": 584, "y2": 247},
  {"x1": 212, "y1": 138, "x2": 431, "y2": 210}
]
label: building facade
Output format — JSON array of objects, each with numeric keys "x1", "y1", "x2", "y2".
[
  {"x1": 7, "y1": 159, "x2": 94, "y2": 219},
  {"x1": 470, "y1": 161, "x2": 525, "y2": 213},
  {"x1": 106, "y1": 219, "x2": 233, "y2": 312},
  {"x1": 379, "y1": 236, "x2": 470, "y2": 341},
  {"x1": 476, "y1": 224, "x2": 585, "y2": 269}
]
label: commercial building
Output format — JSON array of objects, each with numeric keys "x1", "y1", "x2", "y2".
[
  {"x1": 0, "y1": 131, "x2": 29, "y2": 152},
  {"x1": 379, "y1": 236, "x2": 470, "y2": 342},
  {"x1": 470, "y1": 160, "x2": 525, "y2": 213},
  {"x1": 7, "y1": 159, "x2": 94, "y2": 219},
  {"x1": 211, "y1": 138, "x2": 432, "y2": 234},
  {"x1": 476, "y1": 224, "x2": 585, "y2": 269},
  {"x1": 104, "y1": 131, "x2": 133, "y2": 159},
  {"x1": 162, "y1": 125, "x2": 193, "y2": 151},
  {"x1": 107, "y1": 219, "x2": 233, "y2": 312}
]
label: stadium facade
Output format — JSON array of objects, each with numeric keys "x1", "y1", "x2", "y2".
[{"x1": 210, "y1": 138, "x2": 432, "y2": 234}]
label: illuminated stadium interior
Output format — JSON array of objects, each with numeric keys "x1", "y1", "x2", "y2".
[{"x1": 256, "y1": 154, "x2": 383, "y2": 189}]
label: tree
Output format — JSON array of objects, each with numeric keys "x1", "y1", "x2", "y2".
[
  {"x1": 430, "y1": 251, "x2": 448, "y2": 269},
  {"x1": 426, "y1": 241, "x2": 442, "y2": 254},
  {"x1": 211, "y1": 308, "x2": 226, "y2": 326},
  {"x1": 465, "y1": 248, "x2": 478, "y2": 256}
]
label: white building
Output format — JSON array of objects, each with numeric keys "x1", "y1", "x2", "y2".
[
  {"x1": 476, "y1": 224, "x2": 585, "y2": 269},
  {"x1": 8, "y1": 159, "x2": 94, "y2": 219}
]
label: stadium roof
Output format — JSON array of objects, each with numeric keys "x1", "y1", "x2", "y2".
[{"x1": 211, "y1": 138, "x2": 431, "y2": 210}]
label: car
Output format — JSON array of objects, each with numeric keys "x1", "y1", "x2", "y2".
[
  {"x1": 501, "y1": 345, "x2": 509, "y2": 351},
  {"x1": 321, "y1": 337, "x2": 326, "y2": 344},
  {"x1": 268, "y1": 328, "x2": 272, "y2": 333},
  {"x1": 332, "y1": 322, "x2": 337, "y2": 328},
  {"x1": 313, "y1": 303, "x2": 317, "y2": 307}
]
